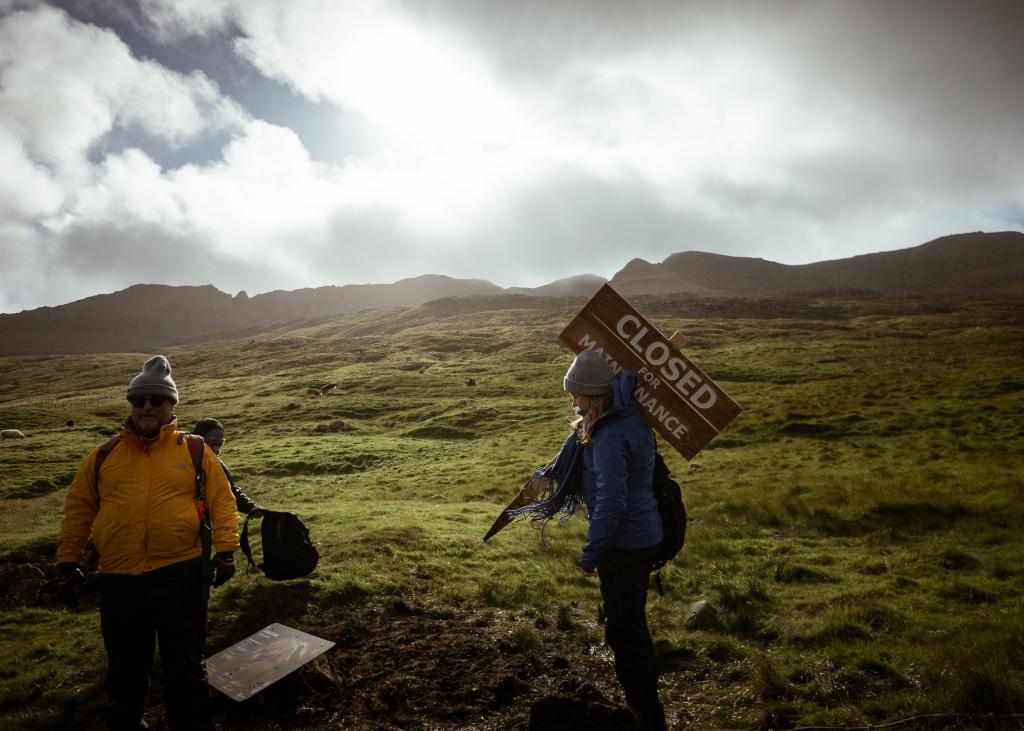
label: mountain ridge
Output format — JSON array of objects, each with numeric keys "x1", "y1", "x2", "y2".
[
  {"x1": 1, "y1": 231, "x2": 1021, "y2": 355},
  {"x1": 612, "y1": 231, "x2": 1024, "y2": 296}
]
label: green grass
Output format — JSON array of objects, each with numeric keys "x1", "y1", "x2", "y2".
[{"x1": 1, "y1": 293, "x2": 1023, "y2": 729}]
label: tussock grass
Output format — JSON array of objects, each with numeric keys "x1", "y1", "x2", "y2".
[{"x1": 1, "y1": 295, "x2": 1023, "y2": 729}]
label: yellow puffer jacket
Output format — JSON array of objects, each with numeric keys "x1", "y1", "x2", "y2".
[{"x1": 56, "y1": 419, "x2": 240, "y2": 574}]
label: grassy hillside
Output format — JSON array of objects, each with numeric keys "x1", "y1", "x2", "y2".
[{"x1": 1, "y1": 294, "x2": 1023, "y2": 730}]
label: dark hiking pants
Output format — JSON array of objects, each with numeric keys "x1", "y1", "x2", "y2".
[
  {"x1": 598, "y1": 546, "x2": 666, "y2": 731},
  {"x1": 99, "y1": 557, "x2": 212, "y2": 731}
]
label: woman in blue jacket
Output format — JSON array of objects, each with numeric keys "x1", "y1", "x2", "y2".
[{"x1": 556, "y1": 349, "x2": 666, "y2": 730}]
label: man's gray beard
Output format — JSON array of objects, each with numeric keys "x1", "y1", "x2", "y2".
[{"x1": 132, "y1": 414, "x2": 170, "y2": 439}]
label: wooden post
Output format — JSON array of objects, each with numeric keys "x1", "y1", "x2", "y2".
[{"x1": 669, "y1": 330, "x2": 687, "y2": 349}]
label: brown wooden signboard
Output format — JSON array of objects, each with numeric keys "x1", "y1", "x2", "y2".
[{"x1": 559, "y1": 284, "x2": 741, "y2": 459}]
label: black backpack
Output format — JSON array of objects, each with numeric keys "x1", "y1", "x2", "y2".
[
  {"x1": 651, "y1": 450, "x2": 687, "y2": 571},
  {"x1": 240, "y1": 510, "x2": 320, "y2": 581}
]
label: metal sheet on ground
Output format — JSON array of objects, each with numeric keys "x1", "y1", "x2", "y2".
[{"x1": 207, "y1": 623, "x2": 335, "y2": 702}]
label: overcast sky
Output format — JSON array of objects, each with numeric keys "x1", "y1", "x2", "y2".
[{"x1": 1, "y1": 0, "x2": 1022, "y2": 313}]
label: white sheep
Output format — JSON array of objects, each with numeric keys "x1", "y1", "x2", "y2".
[{"x1": 1, "y1": 429, "x2": 26, "y2": 440}]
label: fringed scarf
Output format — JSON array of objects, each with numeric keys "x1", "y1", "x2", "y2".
[{"x1": 508, "y1": 431, "x2": 586, "y2": 526}]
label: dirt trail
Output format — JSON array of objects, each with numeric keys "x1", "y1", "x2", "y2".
[
  {"x1": 208, "y1": 600, "x2": 624, "y2": 730},
  {"x1": 2, "y1": 554, "x2": 639, "y2": 729}
]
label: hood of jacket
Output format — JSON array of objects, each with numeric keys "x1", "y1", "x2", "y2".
[{"x1": 592, "y1": 370, "x2": 638, "y2": 432}]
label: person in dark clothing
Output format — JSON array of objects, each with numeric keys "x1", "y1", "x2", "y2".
[
  {"x1": 565, "y1": 350, "x2": 666, "y2": 730},
  {"x1": 192, "y1": 418, "x2": 263, "y2": 517}
]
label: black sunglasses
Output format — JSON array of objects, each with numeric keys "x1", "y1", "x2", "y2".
[{"x1": 128, "y1": 395, "x2": 172, "y2": 408}]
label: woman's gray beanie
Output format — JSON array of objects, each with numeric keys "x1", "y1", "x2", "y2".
[
  {"x1": 563, "y1": 349, "x2": 615, "y2": 395},
  {"x1": 125, "y1": 355, "x2": 179, "y2": 403}
]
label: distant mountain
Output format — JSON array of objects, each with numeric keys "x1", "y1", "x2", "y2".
[
  {"x1": 611, "y1": 232, "x2": 1024, "y2": 297},
  {"x1": 238, "y1": 274, "x2": 503, "y2": 323},
  {"x1": 505, "y1": 274, "x2": 607, "y2": 298},
  {"x1": 0, "y1": 273, "x2": 609, "y2": 355},
  {"x1": 0, "y1": 275, "x2": 504, "y2": 355},
  {"x1": 0, "y1": 284, "x2": 235, "y2": 356},
  {"x1": 1, "y1": 232, "x2": 1020, "y2": 355}
]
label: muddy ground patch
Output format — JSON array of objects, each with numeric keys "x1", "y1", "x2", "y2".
[
  {"x1": 0, "y1": 555, "x2": 615, "y2": 730},
  {"x1": 207, "y1": 600, "x2": 623, "y2": 730}
]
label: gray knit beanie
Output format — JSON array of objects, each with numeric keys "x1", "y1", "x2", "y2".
[
  {"x1": 125, "y1": 355, "x2": 179, "y2": 404},
  {"x1": 563, "y1": 349, "x2": 615, "y2": 395}
]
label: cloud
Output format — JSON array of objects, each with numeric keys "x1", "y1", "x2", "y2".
[
  {"x1": 138, "y1": 0, "x2": 235, "y2": 40},
  {"x1": 102, "y1": 1, "x2": 1024, "y2": 181},
  {"x1": 28, "y1": 116, "x2": 704, "y2": 299},
  {"x1": 2, "y1": 1, "x2": 1022, "y2": 313},
  {"x1": 0, "y1": 5, "x2": 247, "y2": 177},
  {"x1": 132, "y1": 0, "x2": 1024, "y2": 202},
  {"x1": 0, "y1": 3, "x2": 250, "y2": 308},
  {"x1": 0, "y1": 125, "x2": 64, "y2": 221}
]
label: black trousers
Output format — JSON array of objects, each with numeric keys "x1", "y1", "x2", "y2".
[
  {"x1": 99, "y1": 557, "x2": 212, "y2": 731},
  {"x1": 598, "y1": 546, "x2": 666, "y2": 731}
]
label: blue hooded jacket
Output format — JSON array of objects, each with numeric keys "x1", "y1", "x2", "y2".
[{"x1": 580, "y1": 370, "x2": 662, "y2": 571}]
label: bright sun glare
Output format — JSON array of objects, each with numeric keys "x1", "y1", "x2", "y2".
[{"x1": 334, "y1": 20, "x2": 513, "y2": 151}]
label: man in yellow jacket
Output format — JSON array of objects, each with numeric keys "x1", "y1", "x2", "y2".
[{"x1": 56, "y1": 355, "x2": 240, "y2": 731}]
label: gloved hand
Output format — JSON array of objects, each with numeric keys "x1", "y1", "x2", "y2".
[
  {"x1": 249, "y1": 506, "x2": 265, "y2": 518},
  {"x1": 211, "y1": 552, "x2": 235, "y2": 588},
  {"x1": 55, "y1": 562, "x2": 85, "y2": 608}
]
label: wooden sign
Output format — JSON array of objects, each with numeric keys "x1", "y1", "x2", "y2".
[
  {"x1": 207, "y1": 623, "x2": 335, "y2": 701},
  {"x1": 559, "y1": 284, "x2": 741, "y2": 459}
]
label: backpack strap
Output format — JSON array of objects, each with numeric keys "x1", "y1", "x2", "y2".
[
  {"x1": 91, "y1": 435, "x2": 123, "y2": 496},
  {"x1": 240, "y1": 512, "x2": 257, "y2": 570},
  {"x1": 181, "y1": 433, "x2": 206, "y2": 503},
  {"x1": 180, "y1": 433, "x2": 216, "y2": 592},
  {"x1": 650, "y1": 445, "x2": 677, "y2": 597},
  {"x1": 240, "y1": 509, "x2": 276, "y2": 571}
]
